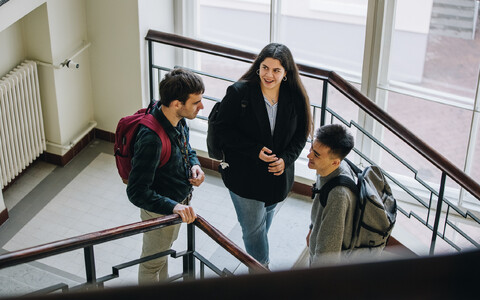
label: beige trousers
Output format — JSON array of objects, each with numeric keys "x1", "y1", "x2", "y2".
[{"x1": 138, "y1": 209, "x2": 181, "y2": 284}]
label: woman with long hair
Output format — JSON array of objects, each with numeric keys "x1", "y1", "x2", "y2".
[{"x1": 215, "y1": 43, "x2": 312, "y2": 269}]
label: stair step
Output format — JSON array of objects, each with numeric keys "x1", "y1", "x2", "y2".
[
  {"x1": 429, "y1": 25, "x2": 475, "y2": 39},
  {"x1": 430, "y1": 17, "x2": 475, "y2": 29},
  {"x1": 0, "y1": 263, "x2": 80, "y2": 297},
  {"x1": 433, "y1": 0, "x2": 477, "y2": 10},
  {"x1": 432, "y1": 6, "x2": 476, "y2": 18}
]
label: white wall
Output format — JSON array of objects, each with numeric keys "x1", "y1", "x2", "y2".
[
  {"x1": 138, "y1": 0, "x2": 176, "y2": 105},
  {"x1": 86, "y1": 0, "x2": 143, "y2": 133},
  {"x1": 86, "y1": 0, "x2": 176, "y2": 133},
  {"x1": 0, "y1": 0, "x2": 94, "y2": 155},
  {"x1": 0, "y1": 0, "x2": 177, "y2": 213},
  {"x1": 0, "y1": 21, "x2": 25, "y2": 76},
  {"x1": 0, "y1": 0, "x2": 44, "y2": 33}
]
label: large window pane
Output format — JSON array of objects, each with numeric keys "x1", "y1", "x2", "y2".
[
  {"x1": 388, "y1": 0, "x2": 480, "y2": 104},
  {"x1": 279, "y1": 0, "x2": 368, "y2": 79},
  {"x1": 197, "y1": 0, "x2": 270, "y2": 51}
]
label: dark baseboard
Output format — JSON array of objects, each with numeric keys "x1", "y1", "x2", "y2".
[
  {"x1": 95, "y1": 128, "x2": 115, "y2": 143},
  {"x1": 0, "y1": 208, "x2": 8, "y2": 227},
  {"x1": 42, "y1": 129, "x2": 98, "y2": 166}
]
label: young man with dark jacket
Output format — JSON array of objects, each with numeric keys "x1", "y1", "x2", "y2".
[{"x1": 127, "y1": 68, "x2": 205, "y2": 284}]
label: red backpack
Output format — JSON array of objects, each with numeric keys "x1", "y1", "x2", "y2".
[{"x1": 114, "y1": 103, "x2": 171, "y2": 184}]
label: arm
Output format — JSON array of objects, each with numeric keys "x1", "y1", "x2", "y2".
[{"x1": 126, "y1": 127, "x2": 178, "y2": 215}]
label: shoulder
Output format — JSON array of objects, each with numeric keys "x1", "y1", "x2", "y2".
[
  {"x1": 136, "y1": 125, "x2": 161, "y2": 145},
  {"x1": 325, "y1": 185, "x2": 355, "y2": 213},
  {"x1": 228, "y1": 81, "x2": 256, "y2": 96}
]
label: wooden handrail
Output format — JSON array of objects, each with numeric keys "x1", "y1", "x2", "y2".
[
  {"x1": 194, "y1": 215, "x2": 268, "y2": 273},
  {"x1": 0, "y1": 214, "x2": 266, "y2": 273},
  {"x1": 0, "y1": 215, "x2": 182, "y2": 269},
  {"x1": 146, "y1": 30, "x2": 480, "y2": 201}
]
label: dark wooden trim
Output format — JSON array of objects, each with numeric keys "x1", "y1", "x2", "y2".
[
  {"x1": 0, "y1": 214, "x2": 266, "y2": 272},
  {"x1": 95, "y1": 128, "x2": 115, "y2": 143},
  {"x1": 0, "y1": 208, "x2": 8, "y2": 227},
  {"x1": 145, "y1": 29, "x2": 480, "y2": 201},
  {"x1": 292, "y1": 181, "x2": 312, "y2": 197},
  {"x1": 0, "y1": 215, "x2": 182, "y2": 269},
  {"x1": 43, "y1": 129, "x2": 96, "y2": 166}
]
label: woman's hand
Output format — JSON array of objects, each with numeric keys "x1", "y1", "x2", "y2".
[
  {"x1": 268, "y1": 158, "x2": 285, "y2": 176},
  {"x1": 189, "y1": 165, "x2": 205, "y2": 187},
  {"x1": 259, "y1": 146, "x2": 277, "y2": 162}
]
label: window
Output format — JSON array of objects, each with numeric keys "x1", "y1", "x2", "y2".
[{"x1": 183, "y1": 0, "x2": 480, "y2": 210}]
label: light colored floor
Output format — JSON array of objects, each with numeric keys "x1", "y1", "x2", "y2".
[
  {"x1": 1, "y1": 139, "x2": 478, "y2": 298},
  {"x1": 0, "y1": 139, "x2": 311, "y2": 297}
]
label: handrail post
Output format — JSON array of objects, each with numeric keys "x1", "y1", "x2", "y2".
[
  {"x1": 320, "y1": 80, "x2": 329, "y2": 126},
  {"x1": 84, "y1": 246, "x2": 97, "y2": 288},
  {"x1": 430, "y1": 172, "x2": 447, "y2": 255},
  {"x1": 148, "y1": 39, "x2": 154, "y2": 103},
  {"x1": 184, "y1": 222, "x2": 196, "y2": 280}
]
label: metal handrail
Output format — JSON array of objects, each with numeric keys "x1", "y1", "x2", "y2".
[{"x1": 145, "y1": 29, "x2": 480, "y2": 201}]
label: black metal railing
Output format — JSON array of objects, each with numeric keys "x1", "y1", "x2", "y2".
[
  {"x1": 0, "y1": 214, "x2": 267, "y2": 296},
  {"x1": 145, "y1": 30, "x2": 480, "y2": 255}
]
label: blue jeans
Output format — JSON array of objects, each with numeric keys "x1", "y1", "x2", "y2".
[{"x1": 229, "y1": 190, "x2": 277, "y2": 266}]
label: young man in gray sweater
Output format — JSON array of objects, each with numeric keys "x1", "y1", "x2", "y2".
[{"x1": 306, "y1": 124, "x2": 356, "y2": 266}]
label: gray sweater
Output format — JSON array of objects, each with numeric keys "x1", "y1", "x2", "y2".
[{"x1": 309, "y1": 160, "x2": 357, "y2": 266}]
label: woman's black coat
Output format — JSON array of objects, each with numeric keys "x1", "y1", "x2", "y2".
[{"x1": 216, "y1": 80, "x2": 308, "y2": 206}]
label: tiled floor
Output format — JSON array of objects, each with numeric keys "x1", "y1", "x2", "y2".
[
  {"x1": 0, "y1": 139, "x2": 311, "y2": 297},
  {"x1": 1, "y1": 139, "x2": 478, "y2": 298}
]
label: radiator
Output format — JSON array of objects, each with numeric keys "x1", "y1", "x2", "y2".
[{"x1": 0, "y1": 60, "x2": 46, "y2": 189}]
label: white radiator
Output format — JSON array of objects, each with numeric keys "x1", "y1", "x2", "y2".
[{"x1": 0, "y1": 60, "x2": 46, "y2": 189}]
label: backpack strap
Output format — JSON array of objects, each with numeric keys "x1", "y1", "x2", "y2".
[
  {"x1": 315, "y1": 175, "x2": 359, "y2": 207},
  {"x1": 344, "y1": 158, "x2": 362, "y2": 175},
  {"x1": 139, "y1": 114, "x2": 171, "y2": 168}
]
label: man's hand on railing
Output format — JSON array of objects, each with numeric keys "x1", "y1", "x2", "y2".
[{"x1": 173, "y1": 204, "x2": 196, "y2": 223}]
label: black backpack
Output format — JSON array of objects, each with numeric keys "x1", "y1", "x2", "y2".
[
  {"x1": 207, "y1": 98, "x2": 248, "y2": 161},
  {"x1": 312, "y1": 158, "x2": 397, "y2": 250},
  {"x1": 207, "y1": 101, "x2": 223, "y2": 160}
]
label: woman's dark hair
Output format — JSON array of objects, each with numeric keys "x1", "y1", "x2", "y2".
[
  {"x1": 239, "y1": 43, "x2": 312, "y2": 138},
  {"x1": 159, "y1": 68, "x2": 205, "y2": 106}
]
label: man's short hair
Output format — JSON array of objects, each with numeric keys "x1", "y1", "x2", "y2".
[
  {"x1": 159, "y1": 68, "x2": 205, "y2": 107},
  {"x1": 315, "y1": 124, "x2": 354, "y2": 160}
]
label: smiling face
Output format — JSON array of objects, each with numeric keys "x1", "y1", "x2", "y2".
[
  {"x1": 307, "y1": 140, "x2": 341, "y2": 177},
  {"x1": 258, "y1": 57, "x2": 286, "y2": 93}
]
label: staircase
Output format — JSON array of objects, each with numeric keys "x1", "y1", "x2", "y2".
[
  {"x1": 430, "y1": 0, "x2": 479, "y2": 40},
  {"x1": 0, "y1": 262, "x2": 80, "y2": 297}
]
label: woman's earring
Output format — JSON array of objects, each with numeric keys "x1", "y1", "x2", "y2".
[
  {"x1": 256, "y1": 69, "x2": 260, "y2": 75},
  {"x1": 283, "y1": 76, "x2": 287, "y2": 81}
]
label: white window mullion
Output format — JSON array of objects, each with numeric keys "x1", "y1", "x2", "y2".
[
  {"x1": 174, "y1": 0, "x2": 198, "y2": 69},
  {"x1": 460, "y1": 70, "x2": 480, "y2": 207},
  {"x1": 270, "y1": 0, "x2": 281, "y2": 43},
  {"x1": 357, "y1": 0, "x2": 388, "y2": 164}
]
